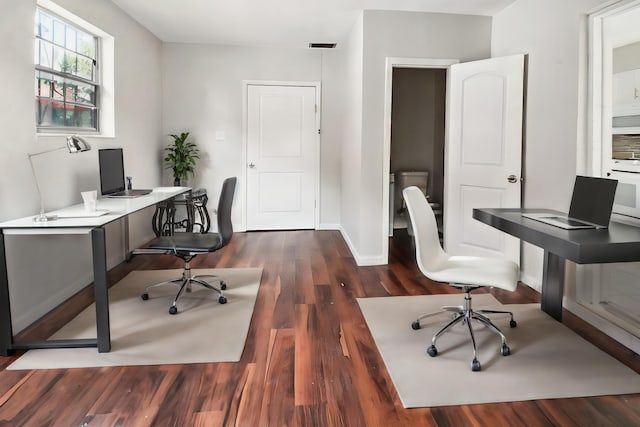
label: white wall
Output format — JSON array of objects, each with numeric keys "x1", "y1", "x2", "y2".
[
  {"x1": 0, "y1": 0, "x2": 163, "y2": 331},
  {"x1": 492, "y1": 0, "x2": 607, "y2": 289},
  {"x1": 344, "y1": 11, "x2": 492, "y2": 264},
  {"x1": 329, "y1": 14, "x2": 364, "y2": 254},
  {"x1": 161, "y1": 43, "x2": 342, "y2": 230}
]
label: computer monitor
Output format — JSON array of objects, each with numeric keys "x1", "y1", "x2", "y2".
[{"x1": 98, "y1": 148, "x2": 126, "y2": 196}]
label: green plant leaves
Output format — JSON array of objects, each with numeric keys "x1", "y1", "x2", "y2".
[{"x1": 165, "y1": 132, "x2": 200, "y2": 182}]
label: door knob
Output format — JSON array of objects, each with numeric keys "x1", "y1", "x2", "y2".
[
  {"x1": 248, "y1": 163, "x2": 256, "y2": 168},
  {"x1": 507, "y1": 175, "x2": 519, "y2": 183}
]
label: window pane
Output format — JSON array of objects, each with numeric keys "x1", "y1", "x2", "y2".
[
  {"x1": 37, "y1": 12, "x2": 53, "y2": 41},
  {"x1": 37, "y1": 39, "x2": 53, "y2": 68},
  {"x1": 77, "y1": 32, "x2": 95, "y2": 59},
  {"x1": 35, "y1": 71, "x2": 53, "y2": 98},
  {"x1": 53, "y1": 20, "x2": 65, "y2": 46},
  {"x1": 74, "y1": 81, "x2": 95, "y2": 105},
  {"x1": 36, "y1": 98, "x2": 97, "y2": 129},
  {"x1": 65, "y1": 27, "x2": 76, "y2": 51},
  {"x1": 76, "y1": 56, "x2": 94, "y2": 81},
  {"x1": 52, "y1": 45, "x2": 66, "y2": 73}
]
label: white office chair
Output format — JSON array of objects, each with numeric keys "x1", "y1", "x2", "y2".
[{"x1": 402, "y1": 186, "x2": 519, "y2": 371}]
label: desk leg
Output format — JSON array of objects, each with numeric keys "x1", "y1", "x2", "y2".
[
  {"x1": 0, "y1": 231, "x2": 14, "y2": 356},
  {"x1": 92, "y1": 228, "x2": 111, "y2": 352},
  {"x1": 541, "y1": 251, "x2": 565, "y2": 321}
]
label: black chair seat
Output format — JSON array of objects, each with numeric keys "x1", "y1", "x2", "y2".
[{"x1": 148, "y1": 233, "x2": 223, "y2": 253}]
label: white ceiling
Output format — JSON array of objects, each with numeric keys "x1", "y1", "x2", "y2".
[{"x1": 110, "y1": 0, "x2": 516, "y2": 48}]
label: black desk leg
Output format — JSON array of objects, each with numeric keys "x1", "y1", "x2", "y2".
[
  {"x1": 91, "y1": 228, "x2": 111, "y2": 352},
  {"x1": 0, "y1": 231, "x2": 14, "y2": 356},
  {"x1": 541, "y1": 250, "x2": 566, "y2": 321}
]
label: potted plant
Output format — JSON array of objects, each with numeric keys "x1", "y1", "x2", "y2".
[{"x1": 164, "y1": 132, "x2": 200, "y2": 186}]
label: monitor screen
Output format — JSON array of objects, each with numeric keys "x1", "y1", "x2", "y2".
[{"x1": 98, "y1": 148, "x2": 125, "y2": 196}]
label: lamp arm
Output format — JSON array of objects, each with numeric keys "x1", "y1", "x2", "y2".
[
  {"x1": 28, "y1": 153, "x2": 47, "y2": 218},
  {"x1": 28, "y1": 145, "x2": 68, "y2": 158},
  {"x1": 26, "y1": 138, "x2": 91, "y2": 222},
  {"x1": 28, "y1": 145, "x2": 68, "y2": 218}
]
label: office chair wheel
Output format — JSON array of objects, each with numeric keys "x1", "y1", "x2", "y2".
[
  {"x1": 510, "y1": 319, "x2": 517, "y2": 328},
  {"x1": 141, "y1": 293, "x2": 149, "y2": 301},
  {"x1": 169, "y1": 306, "x2": 178, "y2": 315},
  {"x1": 220, "y1": 281, "x2": 227, "y2": 290},
  {"x1": 501, "y1": 344, "x2": 511, "y2": 356},
  {"x1": 471, "y1": 358, "x2": 481, "y2": 372},
  {"x1": 218, "y1": 295, "x2": 227, "y2": 304},
  {"x1": 411, "y1": 321, "x2": 421, "y2": 330},
  {"x1": 427, "y1": 345, "x2": 438, "y2": 357}
]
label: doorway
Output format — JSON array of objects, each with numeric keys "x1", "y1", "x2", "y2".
[
  {"x1": 382, "y1": 57, "x2": 459, "y2": 260},
  {"x1": 389, "y1": 68, "x2": 447, "y2": 246}
]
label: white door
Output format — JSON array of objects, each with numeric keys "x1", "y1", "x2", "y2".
[
  {"x1": 444, "y1": 54, "x2": 524, "y2": 264},
  {"x1": 246, "y1": 84, "x2": 318, "y2": 230}
]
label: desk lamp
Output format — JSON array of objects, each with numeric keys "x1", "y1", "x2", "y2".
[{"x1": 28, "y1": 135, "x2": 92, "y2": 222}]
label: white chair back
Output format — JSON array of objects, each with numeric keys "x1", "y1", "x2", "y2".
[{"x1": 402, "y1": 186, "x2": 450, "y2": 276}]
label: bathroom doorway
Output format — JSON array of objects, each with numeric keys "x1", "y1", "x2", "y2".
[{"x1": 389, "y1": 67, "x2": 447, "y2": 248}]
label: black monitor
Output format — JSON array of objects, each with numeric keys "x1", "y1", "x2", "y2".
[{"x1": 98, "y1": 148, "x2": 126, "y2": 196}]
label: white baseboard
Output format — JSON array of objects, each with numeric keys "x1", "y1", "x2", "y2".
[
  {"x1": 338, "y1": 226, "x2": 386, "y2": 266},
  {"x1": 520, "y1": 272, "x2": 541, "y2": 292},
  {"x1": 318, "y1": 223, "x2": 340, "y2": 230}
]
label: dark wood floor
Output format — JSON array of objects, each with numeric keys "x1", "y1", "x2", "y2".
[{"x1": 0, "y1": 230, "x2": 639, "y2": 426}]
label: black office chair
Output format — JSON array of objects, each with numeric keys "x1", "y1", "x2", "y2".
[{"x1": 137, "y1": 177, "x2": 237, "y2": 314}]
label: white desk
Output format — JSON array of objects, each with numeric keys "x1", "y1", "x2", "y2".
[{"x1": 0, "y1": 187, "x2": 190, "y2": 355}]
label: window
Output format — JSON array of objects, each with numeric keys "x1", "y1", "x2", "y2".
[{"x1": 34, "y1": 7, "x2": 99, "y2": 131}]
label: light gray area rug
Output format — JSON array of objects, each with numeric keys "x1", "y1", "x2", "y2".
[
  {"x1": 357, "y1": 293, "x2": 640, "y2": 408},
  {"x1": 9, "y1": 268, "x2": 262, "y2": 370}
]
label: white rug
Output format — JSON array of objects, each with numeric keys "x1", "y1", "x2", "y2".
[
  {"x1": 357, "y1": 293, "x2": 640, "y2": 408},
  {"x1": 8, "y1": 268, "x2": 262, "y2": 370}
]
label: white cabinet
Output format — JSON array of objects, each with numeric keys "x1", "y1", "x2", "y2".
[{"x1": 613, "y1": 69, "x2": 640, "y2": 116}]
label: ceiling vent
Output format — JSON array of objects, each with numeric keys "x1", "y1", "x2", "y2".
[{"x1": 309, "y1": 43, "x2": 337, "y2": 49}]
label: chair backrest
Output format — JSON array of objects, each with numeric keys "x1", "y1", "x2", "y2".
[
  {"x1": 402, "y1": 186, "x2": 450, "y2": 276},
  {"x1": 217, "y1": 177, "x2": 237, "y2": 245}
]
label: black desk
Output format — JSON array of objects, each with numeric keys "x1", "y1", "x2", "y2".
[{"x1": 473, "y1": 208, "x2": 640, "y2": 321}]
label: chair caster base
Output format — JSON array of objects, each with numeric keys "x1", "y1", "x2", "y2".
[
  {"x1": 169, "y1": 305, "x2": 178, "y2": 315},
  {"x1": 141, "y1": 293, "x2": 149, "y2": 301},
  {"x1": 219, "y1": 295, "x2": 227, "y2": 304},
  {"x1": 510, "y1": 319, "x2": 517, "y2": 328},
  {"x1": 501, "y1": 344, "x2": 511, "y2": 356},
  {"x1": 427, "y1": 345, "x2": 438, "y2": 357},
  {"x1": 471, "y1": 358, "x2": 481, "y2": 371},
  {"x1": 220, "y1": 281, "x2": 227, "y2": 290},
  {"x1": 411, "y1": 321, "x2": 421, "y2": 330}
]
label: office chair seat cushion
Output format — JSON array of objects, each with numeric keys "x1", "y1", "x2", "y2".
[
  {"x1": 148, "y1": 233, "x2": 223, "y2": 253},
  {"x1": 427, "y1": 256, "x2": 519, "y2": 292}
]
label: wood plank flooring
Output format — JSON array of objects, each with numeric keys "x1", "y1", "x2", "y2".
[{"x1": 0, "y1": 230, "x2": 639, "y2": 426}]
